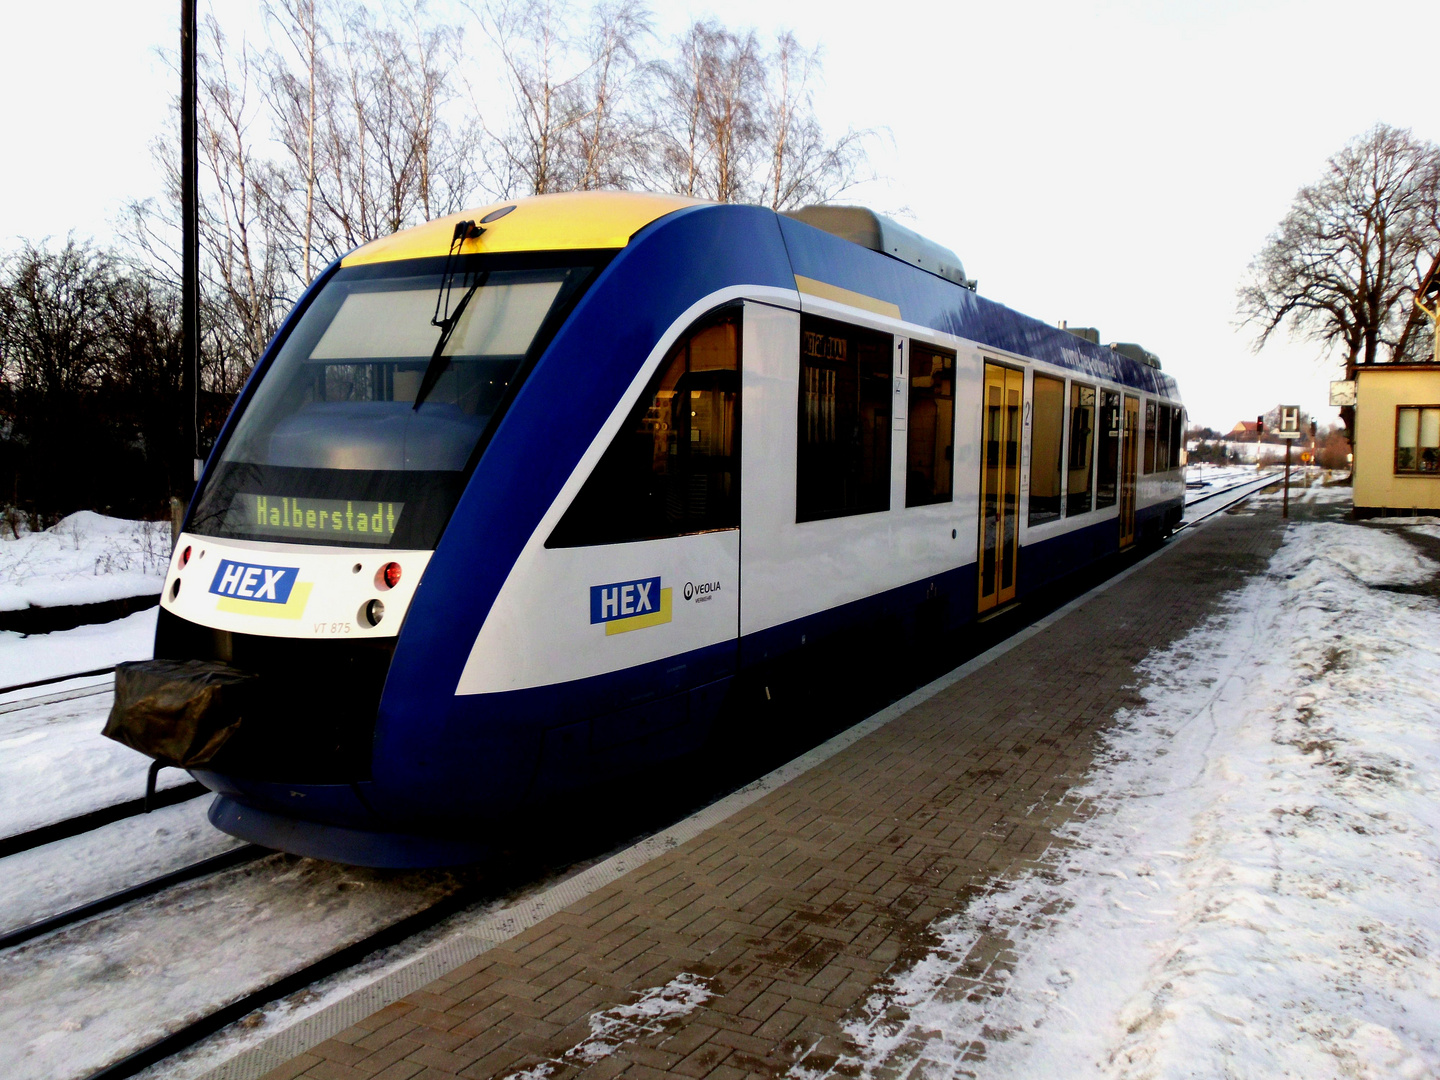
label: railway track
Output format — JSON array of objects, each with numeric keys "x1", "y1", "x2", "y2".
[{"x1": 5, "y1": 473, "x2": 1287, "y2": 1080}]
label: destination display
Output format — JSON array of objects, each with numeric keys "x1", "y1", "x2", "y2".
[{"x1": 225, "y1": 493, "x2": 404, "y2": 542}]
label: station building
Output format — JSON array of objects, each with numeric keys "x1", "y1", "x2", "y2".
[{"x1": 1352, "y1": 361, "x2": 1440, "y2": 517}]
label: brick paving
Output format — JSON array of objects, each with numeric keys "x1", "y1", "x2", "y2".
[{"x1": 263, "y1": 504, "x2": 1285, "y2": 1080}]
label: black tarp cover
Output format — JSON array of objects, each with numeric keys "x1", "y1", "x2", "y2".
[{"x1": 103, "y1": 659, "x2": 257, "y2": 768}]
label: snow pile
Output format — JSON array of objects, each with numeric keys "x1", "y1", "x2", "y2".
[
  {"x1": 822, "y1": 522, "x2": 1440, "y2": 1079},
  {"x1": 0, "y1": 511, "x2": 169, "y2": 612}
]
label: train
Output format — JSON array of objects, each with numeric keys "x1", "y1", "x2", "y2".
[{"x1": 114, "y1": 191, "x2": 1184, "y2": 866}]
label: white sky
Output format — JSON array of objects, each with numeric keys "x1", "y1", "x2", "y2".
[{"x1": 3, "y1": 0, "x2": 1436, "y2": 430}]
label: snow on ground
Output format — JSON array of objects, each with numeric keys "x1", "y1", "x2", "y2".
[
  {"x1": 0, "y1": 798, "x2": 239, "y2": 934},
  {"x1": 0, "y1": 851, "x2": 467, "y2": 1080},
  {"x1": 0, "y1": 606, "x2": 156, "y2": 688},
  {"x1": 0, "y1": 680, "x2": 188, "y2": 840},
  {"x1": 0, "y1": 511, "x2": 169, "y2": 611},
  {"x1": 814, "y1": 520, "x2": 1440, "y2": 1079}
]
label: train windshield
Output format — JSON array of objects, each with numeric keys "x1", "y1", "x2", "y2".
[{"x1": 189, "y1": 257, "x2": 594, "y2": 549}]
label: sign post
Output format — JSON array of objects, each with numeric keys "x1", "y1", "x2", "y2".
[{"x1": 1278, "y1": 405, "x2": 1302, "y2": 518}]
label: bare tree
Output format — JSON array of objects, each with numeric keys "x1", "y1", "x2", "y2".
[
  {"x1": 571, "y1": 0, "x2": 652, "y2": 190},
  {"x1": 474, "y1": 0, "x2": 582, "y2": 195},
  {"x1": 195, "y1": 16, "x2": 291, "y2": 365},
  {"x1": 650, "y1": 21, "x2": 762, "y2": 203},
  {"x1": 1239, "y1": 124, "x2": 1440, "y2": 432},
  {"x1": 264, "y1": 0, "x2": 328, "y2": 282},
  {"x1": 760, "y1": 33, "x2": 869, "y2": 211}
]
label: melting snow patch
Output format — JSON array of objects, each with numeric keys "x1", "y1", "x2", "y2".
[
  {"x1": 808, "y1": 522, "x2": 1440, "y2": 1079},
  {"x1": 507, "y1": 973, "x2": 712, "y2": 1078}
]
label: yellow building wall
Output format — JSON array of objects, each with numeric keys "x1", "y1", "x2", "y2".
[{"x1": 1354, "y1": 366, "x2": 1440, "y2": 512}]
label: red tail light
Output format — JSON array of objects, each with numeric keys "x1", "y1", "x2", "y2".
[
  {"x1": 181, "y1": 545, "x2": 192, "y2": 567},
  {"x1": 381, "y1": 562, "x2": 402, "y2": 589}
]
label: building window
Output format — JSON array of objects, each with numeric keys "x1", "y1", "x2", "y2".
[
  {"x1": 1396, "y1": 406, "x2": 1440, "y2": 474},
  {"x1": 906, "y1": 343, "x2": 955, "y2": 507},
  {"x1": 548, "y1": 308, "x2": 740, "y2": 546},
  {"x1": 1068, "y1": 383, "x2": 1095, "y2": 515},
  {"x1": 1028, "y1": 374, "x2": 1064, "y2": 525},
  {"x1": 797, "y1": 315, "x2": 893, "y2": 522}
]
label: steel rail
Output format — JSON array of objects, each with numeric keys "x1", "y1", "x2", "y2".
[
  {"x1": 0, "y1": 845, "x2": 267, "y2": 951},
  {"x1": 0, "y1": 665, "x2": 117, "y2": 698},
  {"x1": 0, "y1": 782, "x2": 209, "y2": 861},
  {"x1": 81, "y1": 883, "x2": 486, "y2": 1080}
]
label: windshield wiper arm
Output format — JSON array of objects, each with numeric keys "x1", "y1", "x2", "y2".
[{"x1": 414, "y1": 220, "x2": 484, "y2": 411}]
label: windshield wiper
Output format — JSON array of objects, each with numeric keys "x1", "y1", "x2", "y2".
[{"x1": 414, "y1": 220, "x2": 484, "y2": 411}]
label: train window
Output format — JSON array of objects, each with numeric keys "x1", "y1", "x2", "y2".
[
  {"x1": 1096, "y1": 389, "x2": 1120, "y2": 509},
  {"x1": 796, "y1": 315, "x2": 893, "y2": 522},
  {"x1": 1143, "y1": 400, "x2": 1159, "y2": 475},
  {"x1": 1028, "y1": 374, "x2": 1064, "y2": 525},
  {"x1": 1067, "y1": 383, "x2": 1095, "y2": 515},
  {"x1": 1156, "y1": 404, "x2": 1172, "y2": 471},
  {"x1": 1170, "y1": 407, "x2": 1184, "y2": 468},
  {"x1": 547, "y1": 308, "x2": 740, "y2": 546},
  {"x1": 905, "y1": 343, "x2": 955, "y2": 507},
  {"x1": 188, "y1": 259, "x2": 594, "y2": 549}
]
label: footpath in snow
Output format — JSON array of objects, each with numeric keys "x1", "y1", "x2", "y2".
[{"x1": 828, "y1": 515, "x2": 1440, "y2": 1079}]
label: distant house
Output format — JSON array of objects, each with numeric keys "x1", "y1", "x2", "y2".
[{"x1": 1353, "y1": 362, "x2": 1440, "y2": 517}]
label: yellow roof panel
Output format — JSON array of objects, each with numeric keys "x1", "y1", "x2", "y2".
[{"x1": 341, "y1": 191, "x2": 706, "y2": 267}]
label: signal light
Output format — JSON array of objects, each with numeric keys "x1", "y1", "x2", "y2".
[
  {"x1": 181, "y1": 545, "x2": 191, "y2": 567},
  {"x1": 381, "y1": 562, "x2": 402, "y2": 589}
]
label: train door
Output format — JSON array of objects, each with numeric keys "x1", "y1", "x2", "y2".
[
  {"x1": 978, "y1": 362, "x2": 1023, "y2": 613},
  {"x1": 1119, "y1": 394, "x2": 1139, "y2": 548}
]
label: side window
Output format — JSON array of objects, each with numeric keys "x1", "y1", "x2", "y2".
[
  {"x1": 548, "y1": 308, "x2": 740, "y2": 547},
  {"x1": 1396, "y1": 406, "x2": 1440, "y2": 473},
  {"x1": 1067, "y1": 382, "x2": 1095, "y2": 515},
  {"x1": 1144, "y1": 400, "x2": 1159, "y2": 474},
  {"x1": 1170, "y1": 407, "x2": 1184, "y2": 469},
  {"x1": 1156, "y1": 404, "x2": 1172, "y2": 471},
  {"x1": 905, "y1": 343, "x2": 955, "y2": 507},
  {"x1": 796, "y1": 315, "x2": 892, "y2": 522},
  {"x1": 1096, "y1": 389, "x2": 1120, "y2": 509},
  {"x1": 1027, "y1": 374, "x2": 1064, "y2": 525}
]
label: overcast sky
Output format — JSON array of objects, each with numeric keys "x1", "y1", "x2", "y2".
[{"x1": 4, "y1": 0, "x2": 1436, "y2": 430}]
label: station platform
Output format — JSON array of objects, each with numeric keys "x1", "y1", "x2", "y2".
[{"x1": 240, "y1": 504, "x2": 1287, "y2": 1080}]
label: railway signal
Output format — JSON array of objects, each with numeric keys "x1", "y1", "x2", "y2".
[{"x1": 1276, "y1": 404, "x2": 1302, "y2": 517}]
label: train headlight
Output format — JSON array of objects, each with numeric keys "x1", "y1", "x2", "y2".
[
  {"x1": 378, "y1": 562, "x2": 402, "y2": 590},
  {"x1": 362, "y1": 599, "x2": 385, "y2": 627}
]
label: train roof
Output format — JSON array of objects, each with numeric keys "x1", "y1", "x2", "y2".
[
  {"x1": 340, "y1": 191, "x2": 1179, "y2": 401},
  {"x1": 341, "y1": 191, "x2": 703, "y2": 266}
]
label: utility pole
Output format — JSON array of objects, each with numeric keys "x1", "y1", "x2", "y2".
[{"x1": 181, "y1": 0, "x2": 200, "y2": 494}]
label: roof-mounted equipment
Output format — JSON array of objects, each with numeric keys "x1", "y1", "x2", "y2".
[
  {"x1": 1109, "y1": 342, "x2": 1162, "y2": 370},
  {"x1": 783, "y1": 205, "x2": 977, "y2": 291}
]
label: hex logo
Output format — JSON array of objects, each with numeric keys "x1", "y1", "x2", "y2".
[
  {"x1": 209, "y1": 559, "x2": 312, "y2": 620},
  {"x1": 589, "y1": 576, "x2": 672, "y2": 635}
]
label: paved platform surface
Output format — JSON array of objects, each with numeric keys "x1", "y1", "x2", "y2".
[{"x1": 262, "y1": 505, "x2": 1286, "y2": 1080}]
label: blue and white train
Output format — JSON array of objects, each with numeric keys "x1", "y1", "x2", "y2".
[{"x1": 152, "y1": 191, "x2": 1184, "y2": 866}]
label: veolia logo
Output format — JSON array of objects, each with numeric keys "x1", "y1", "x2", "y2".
[{"x1": 683, "y1": 581, "x2": 721, "y2": 602}]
